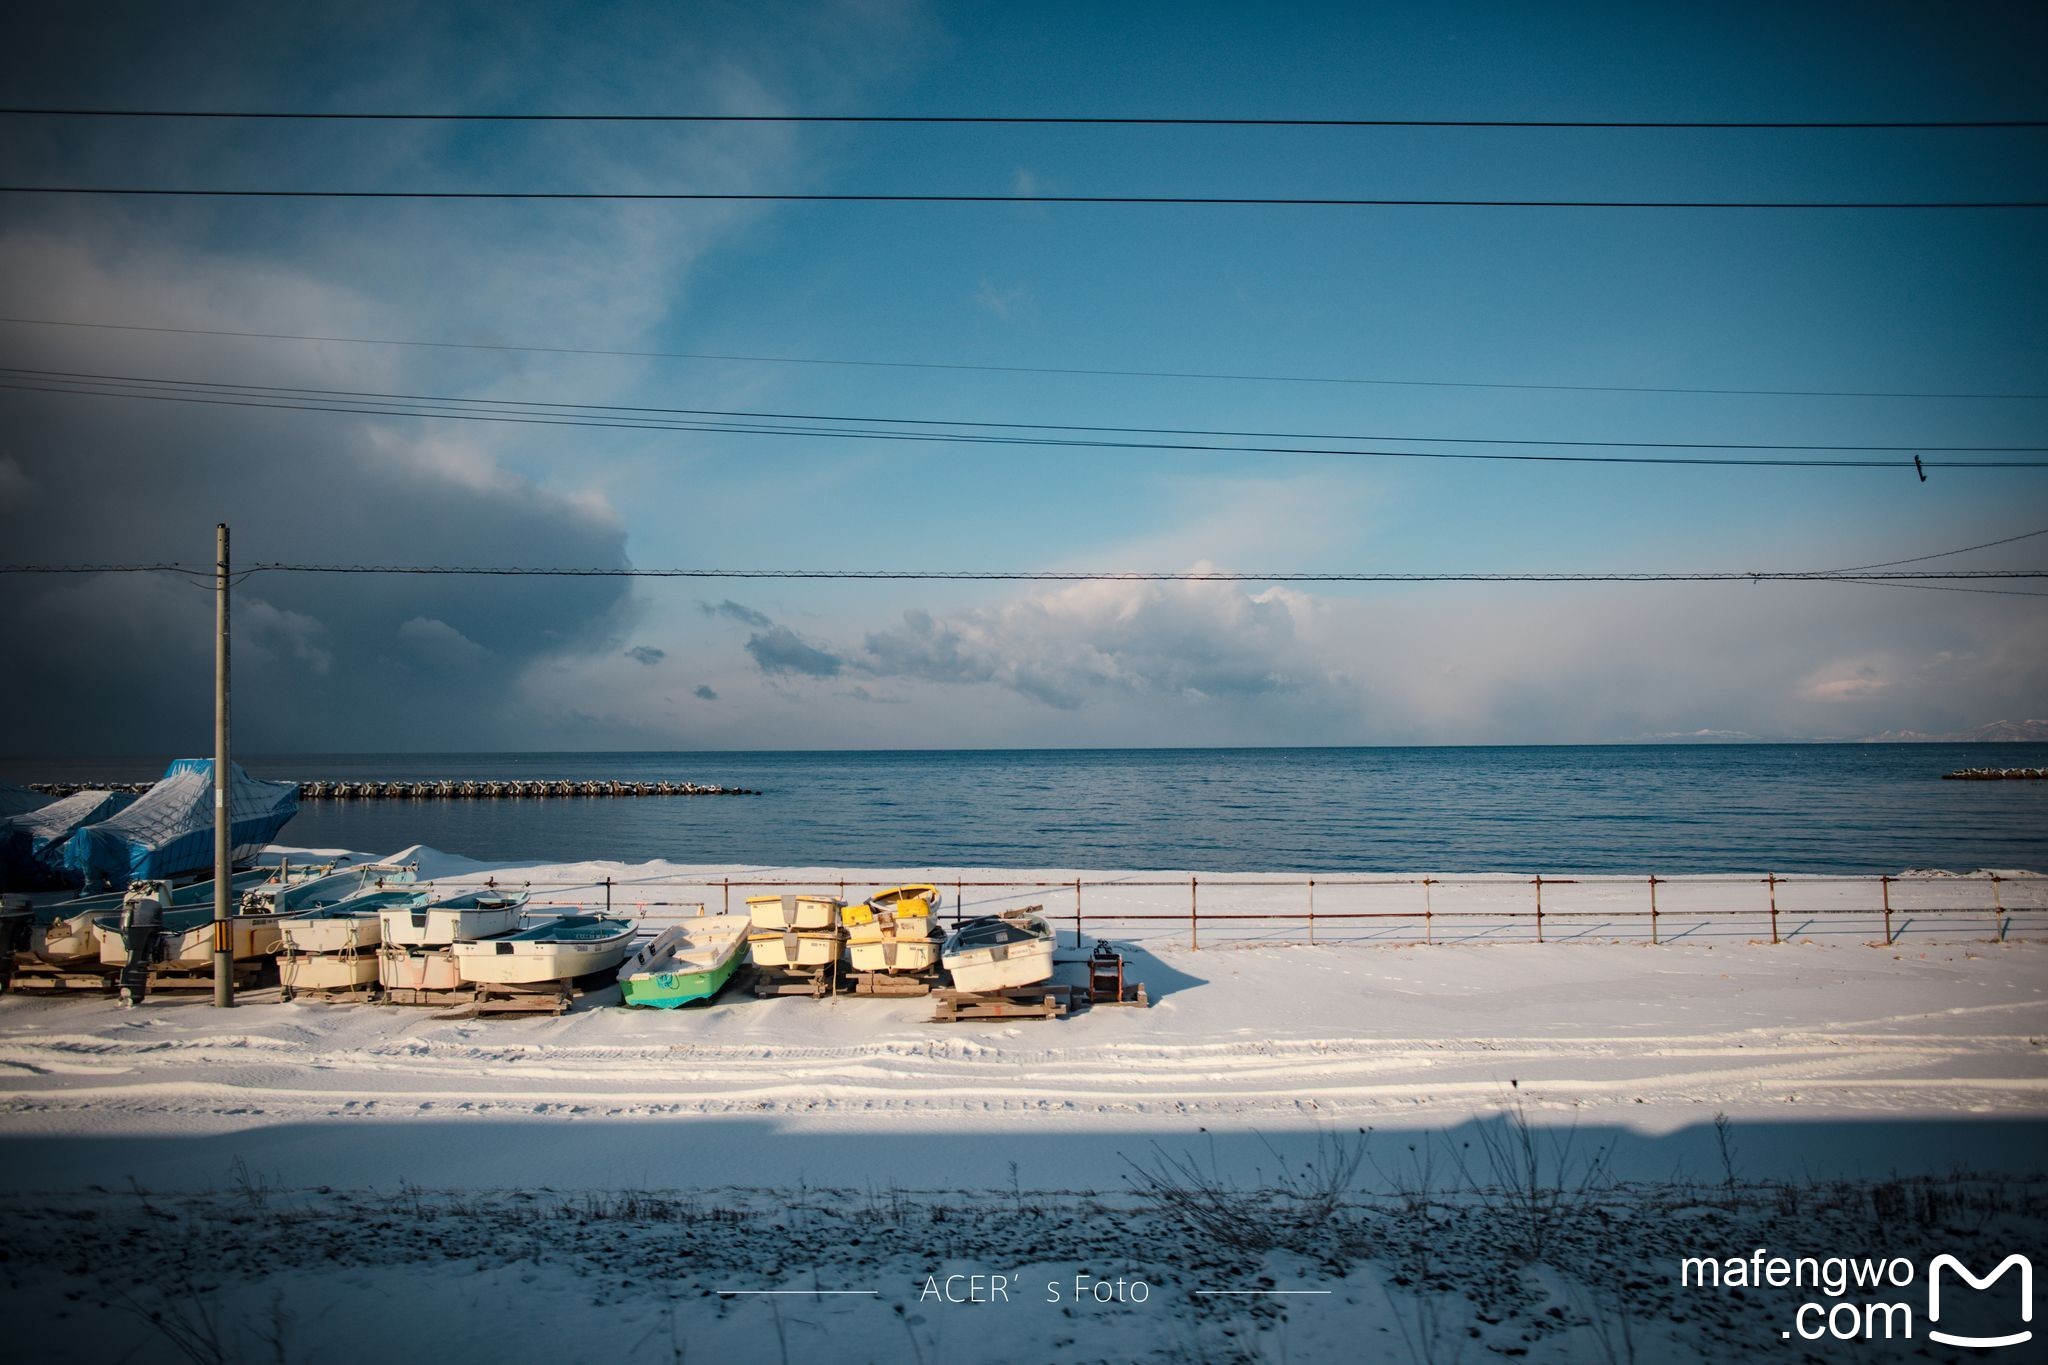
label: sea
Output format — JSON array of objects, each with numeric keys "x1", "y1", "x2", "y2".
[{"x1": 7, "y1": 746, "x2": 2046, "y2": 875}]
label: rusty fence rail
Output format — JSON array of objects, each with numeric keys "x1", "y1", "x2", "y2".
[{"x1": 390, "y1": 871, "x2": 2048, "y2": 949}]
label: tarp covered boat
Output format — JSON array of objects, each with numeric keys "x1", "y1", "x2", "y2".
[
  {"x1": 0, "y1": 784, "x2": 53, "y2": 821},
  {"x1": 31, "y1": 868, "x2": 280, "y2": 968},
  {"x1": 61, "y1": 760, "x2": 298, "y2": 891},
  {"x1": 1, "y1": 789, "x2": 136, "y2": 886}
]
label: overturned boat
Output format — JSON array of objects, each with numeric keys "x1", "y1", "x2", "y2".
[
  {"x1": 449, "y1": 913, "x2": 634, "y2": 986},
  {"x1": 744, "y1": 893, "x2": 844, "y2": 970},
  {"x1": 619, "y1": 913, "x2": 750, "y2": 1008},
  {"x1": 941, "y1": 908, "x2": 1056, "y2": 993},
  {"x1": 846, "y1": 883, "x2": 942, "y2": 975}
]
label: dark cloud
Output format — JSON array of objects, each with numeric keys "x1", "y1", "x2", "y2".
[
  {"x1": 693, "y1": 684, "x2": 718, "y2": 700},
  {"x1": 624, "y1": 645, "x2": 666, "y2": 666},
  {"x1": 700, "y1": 600, "x2": 773, "y2": 628},
  {"x1": 745, "y1": 625, "x2": 843, "y2": 678}
]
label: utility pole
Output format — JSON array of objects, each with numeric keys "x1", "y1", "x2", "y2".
[{"x1": 213, "y1": 523, "x2": 234, "y2": 1008}]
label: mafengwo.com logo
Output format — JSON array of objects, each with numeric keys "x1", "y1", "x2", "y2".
[{"x1": 1678, "y1": 1248, "x2": 2032, "y2": 1346}]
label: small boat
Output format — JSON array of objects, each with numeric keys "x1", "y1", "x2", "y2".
[
  {"x1": 278, "y1": 890, "x2": 428, "y2": 955},
  {"x1": 449, "y1": 913, "x2": 635, "y2": 985},
  {"x1": 845, "y1": 884, "x2": 940, "y2": 927},
  {"x1": 380, "y1": 889, "x2": 528, "y2": 947},
  {"x1": 377, "y1": 944, "x2": 466, "y2": 992},
  {"x1": 747, "y1": 926, "x2": 844, "y2": 969},
  {"x1": 279, "y1": 950, "x2": 381, "y2": 994},
  {"x1": 746, "y1": 893, "x2": 840, "y2": 931},
  {"x1": 242, "y1": 861, "x2": 417, "y2": 915},
  {"x1": 32, "y1": 868, "x2": 279, "y2": 968},
  {"x1": 941, "y1": 908, "x2": 1056, "y2": 993},
  {"x1": 618, "y1": 913, "x2": 750, "y2": 1008},
  {"x1": 846, "y1": 885, "x2": 941, "y2": 974}
]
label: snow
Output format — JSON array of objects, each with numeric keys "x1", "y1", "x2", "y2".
[{"x1": 2, "y1": 847, "x2": 2043, "y2": 1362}]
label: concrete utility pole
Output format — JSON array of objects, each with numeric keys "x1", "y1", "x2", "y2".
[{"x1": 213, "y1": 523, "x2": 234, "y2": 1008}]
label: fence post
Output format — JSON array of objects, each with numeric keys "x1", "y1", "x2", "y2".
[
  {"x1": 1307, "y1": 877, "x2": 1315, "y2": 946},
  {"x1": 1991, "y1": 871, "x2": 2005, "y2": 942},
  {"x1": 1190, "y1": 876, "x2": 1199, "y2": 950},
  {"x1": 1533, "y1": 875, "x2": 1544, "y2": 943},
  {"x1": 1074, "y1": 878, "x2": 1083, "y2": 950},
  {"x1": 1648, "y1": 874, "x2": 1660, "y2": 945},
  {"x1": 605, "y1": 876, "x2": 612, "y2": 915},
  {"x1": 1767, "y1": 873, "x2": 1780, "y2": 944},
  {"x1": 721, "y1": 877, "x2": 729, "y2": 914},
  {"x1": 1423, "y1": 877, "x2": 1434, "y2": 945},
  {"x1": 955, "y1": 881, "x2": 964, "y2": 929},
  {"x1": 1880, "y1": 874, "x2": 1893, "y2": 945}
]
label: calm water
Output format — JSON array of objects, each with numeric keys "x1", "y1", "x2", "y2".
[{"x1": 7, "y1": 746, "x2": 2045, "y2": 874}]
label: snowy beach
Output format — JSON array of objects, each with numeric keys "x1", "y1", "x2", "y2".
[{"x1": 3, "y1": 848, "x2": 2044, "y2": 1362}]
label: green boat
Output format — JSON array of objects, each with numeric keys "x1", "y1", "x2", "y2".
[{"x1": 618, "y1": 913, "x2": 751, "y2": 1008}]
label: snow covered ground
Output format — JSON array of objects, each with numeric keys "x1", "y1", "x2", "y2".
[{"x1": 2, "y1": 848, "x2": 2043, "y2": 1362}]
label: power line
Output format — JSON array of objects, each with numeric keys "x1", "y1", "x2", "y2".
[
  {"x1": 5, "y1": 108, "x2": 2045, "y2": 129},
  {"x1": 5, "y1": 186, "x2": 2043, "y2": 210},
  {"x1": 5, "y1": 365, "x2": 2040, "y2": 455},
  {"x1": 3, "y1": 563, "x2": 2041, "y2": 585},
  {"x1": 5, "y1": 315, "x2": 2039, "y2": 402},
  {"x1": 9, "y1": 374, "x2": 2046, "y2": 470},
  {"x1": 1827, "y1": 525, "x2": 2048, "y2": 573}
]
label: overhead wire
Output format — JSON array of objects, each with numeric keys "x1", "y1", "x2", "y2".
[
  {"x1": 2, "y1": 365, "x2": 2040, "y2": 455},
  {"x1": 4, "y1": 185, "x2": 2044, "y2": 209},
  {"x1": 5, "y1": 372, "x2": 2044, "y2": 470},
  {"x1": 1825, "y1": 525, "x2": 2048, "y2": 573},
  {"x1": 4, "y1": 315, "x2": 2039, "y2": 401},
  {"x1": 6, "y1": 109, "x2": 2046, "y2": 128}
]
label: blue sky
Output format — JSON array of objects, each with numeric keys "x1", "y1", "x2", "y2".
[{"x1": 0, "y1": 0, "x2": 2043, "y2": 751}]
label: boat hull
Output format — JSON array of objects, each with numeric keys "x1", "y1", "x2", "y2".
[
  {"x1": 746, "y1": 929, "x2": 842, "y2": 969},
  {"x1": 279, "y1": 915, "x2": 381, "y2": 954},
  {"x1": 280, "y1": 952, "x2": 380, "y2": 991},
  {"x1": 943, "y1": 938, "x2": 1054, "y2": 992},
  {"x1": 32, "y1": 913, "x2": 117, "y2": 968},
  {"x1": 380, "y1": 902, "x2": 524, "y2": 947},
  {"x1": 96, "y1": 913, "x2": 289, "y2": 967},
  {"x1": 847, "y1": 936, "x2": 939, "y2": 974},
  {"x1": 378, "y1": 945, "x2": 465, "y2": 991},
  {"x1": 451, "y1": 933, "x2": 633, "y2": 985},
  {"x1": 746, "y1": 894, "x2": 840, "y2": 931},
  {"x1": 620, "y1": 948, "x2": 743, "y2": 1007}
]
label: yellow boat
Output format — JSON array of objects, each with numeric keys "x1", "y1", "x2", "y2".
[{"x1": 847, "y1": 884, "x2": 940, "y2": 926}]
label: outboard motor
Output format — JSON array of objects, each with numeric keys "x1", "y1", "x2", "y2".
[{"x1": 116, "y1": 888, "x2": 165, "y2": 1007}]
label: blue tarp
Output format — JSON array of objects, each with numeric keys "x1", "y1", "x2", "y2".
[
  {"x1": 0, "y1": 789, "x2": 138, "y2": 887},
  {"x1": 61, "y1": 760, "x2": 298, "y2": 891},
  {"x1": 0, "y1": 784, "x2": 52, "y2": 821}
]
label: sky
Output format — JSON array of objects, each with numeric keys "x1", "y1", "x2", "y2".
[{"x1": 0, "y1": 0, "x2": 2043, "y2": 754}]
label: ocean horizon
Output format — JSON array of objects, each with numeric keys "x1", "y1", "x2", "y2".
[{"x1": 11, "y1": 743, "x2": 2044, "y2": 875}]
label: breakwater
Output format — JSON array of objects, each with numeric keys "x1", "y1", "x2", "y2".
[
  {"x1": 1941, "y1": 768, "x2": 2047, "y2": 780},
  {"x1": 28, "y1": 779, "x2": 759, "y2": 799}
]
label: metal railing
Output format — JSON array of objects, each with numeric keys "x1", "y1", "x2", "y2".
[{"x1": 395, "y1": 871, "x2": 2048, "y2": 949}]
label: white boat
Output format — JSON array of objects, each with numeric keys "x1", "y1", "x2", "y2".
[
  {"x1": 377, "y1": 944, "x2": 466, "y2": 992},
  {"x1": 31, "y1": 868, "x2": 278, "y2": 968},
  {"x1": 242, "y1": 860, "x2": 417, "y2": 915},
  {"x1": 847, "y1": 934, "x2": 940, "y2": 974},
  {"x1": 278, "y1": 889, "x2": 427, "y2": 954},
  {"x1": 746, "y1": 893, "x2": 840, "y2": 931},
  {"x1": 279, "y1": 951, "x2": 380, "y2": 993},
  {"x1": 747, "y1": 927, "x2": 843, "y2": 969},
  {"x1": 449, "y1": 913, "x2": 635, "y2": 986},
  {"x1": 618, "y1": 913, "x2": 751, "y2": 1007},
  {"x1": 380, "y1": 889, "x2": 528, "y2": 947},
  {"x1": 941, "y1": 908, "x2": 1056, "y2": 993}
]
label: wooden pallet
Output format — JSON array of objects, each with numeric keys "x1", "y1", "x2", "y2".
[
  {"x1": 281, "y1": 985, "x2": 380, "y2": 1004},
  {"x1": 3, "y1": 964, "x2": 117, "y2": 994},
  {"x1": 847, "y1": 970, "x2": 937, "y2": 997},
  {"x1": 932, "y1": 983, "x2": 1071, "y2": 1022},
  {"x1": 143, "y1": 961, "x2": 267, "y2": 992},
  {"x1": 751, "y1": 965, "x2": 836, "y2": 998},
  {"x1": 381, "y1": 985, "x2": 477, "y2": 1009},
  {"x1": 1087, "y1": 982, "x2": 1150, "y2": 1008}
]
